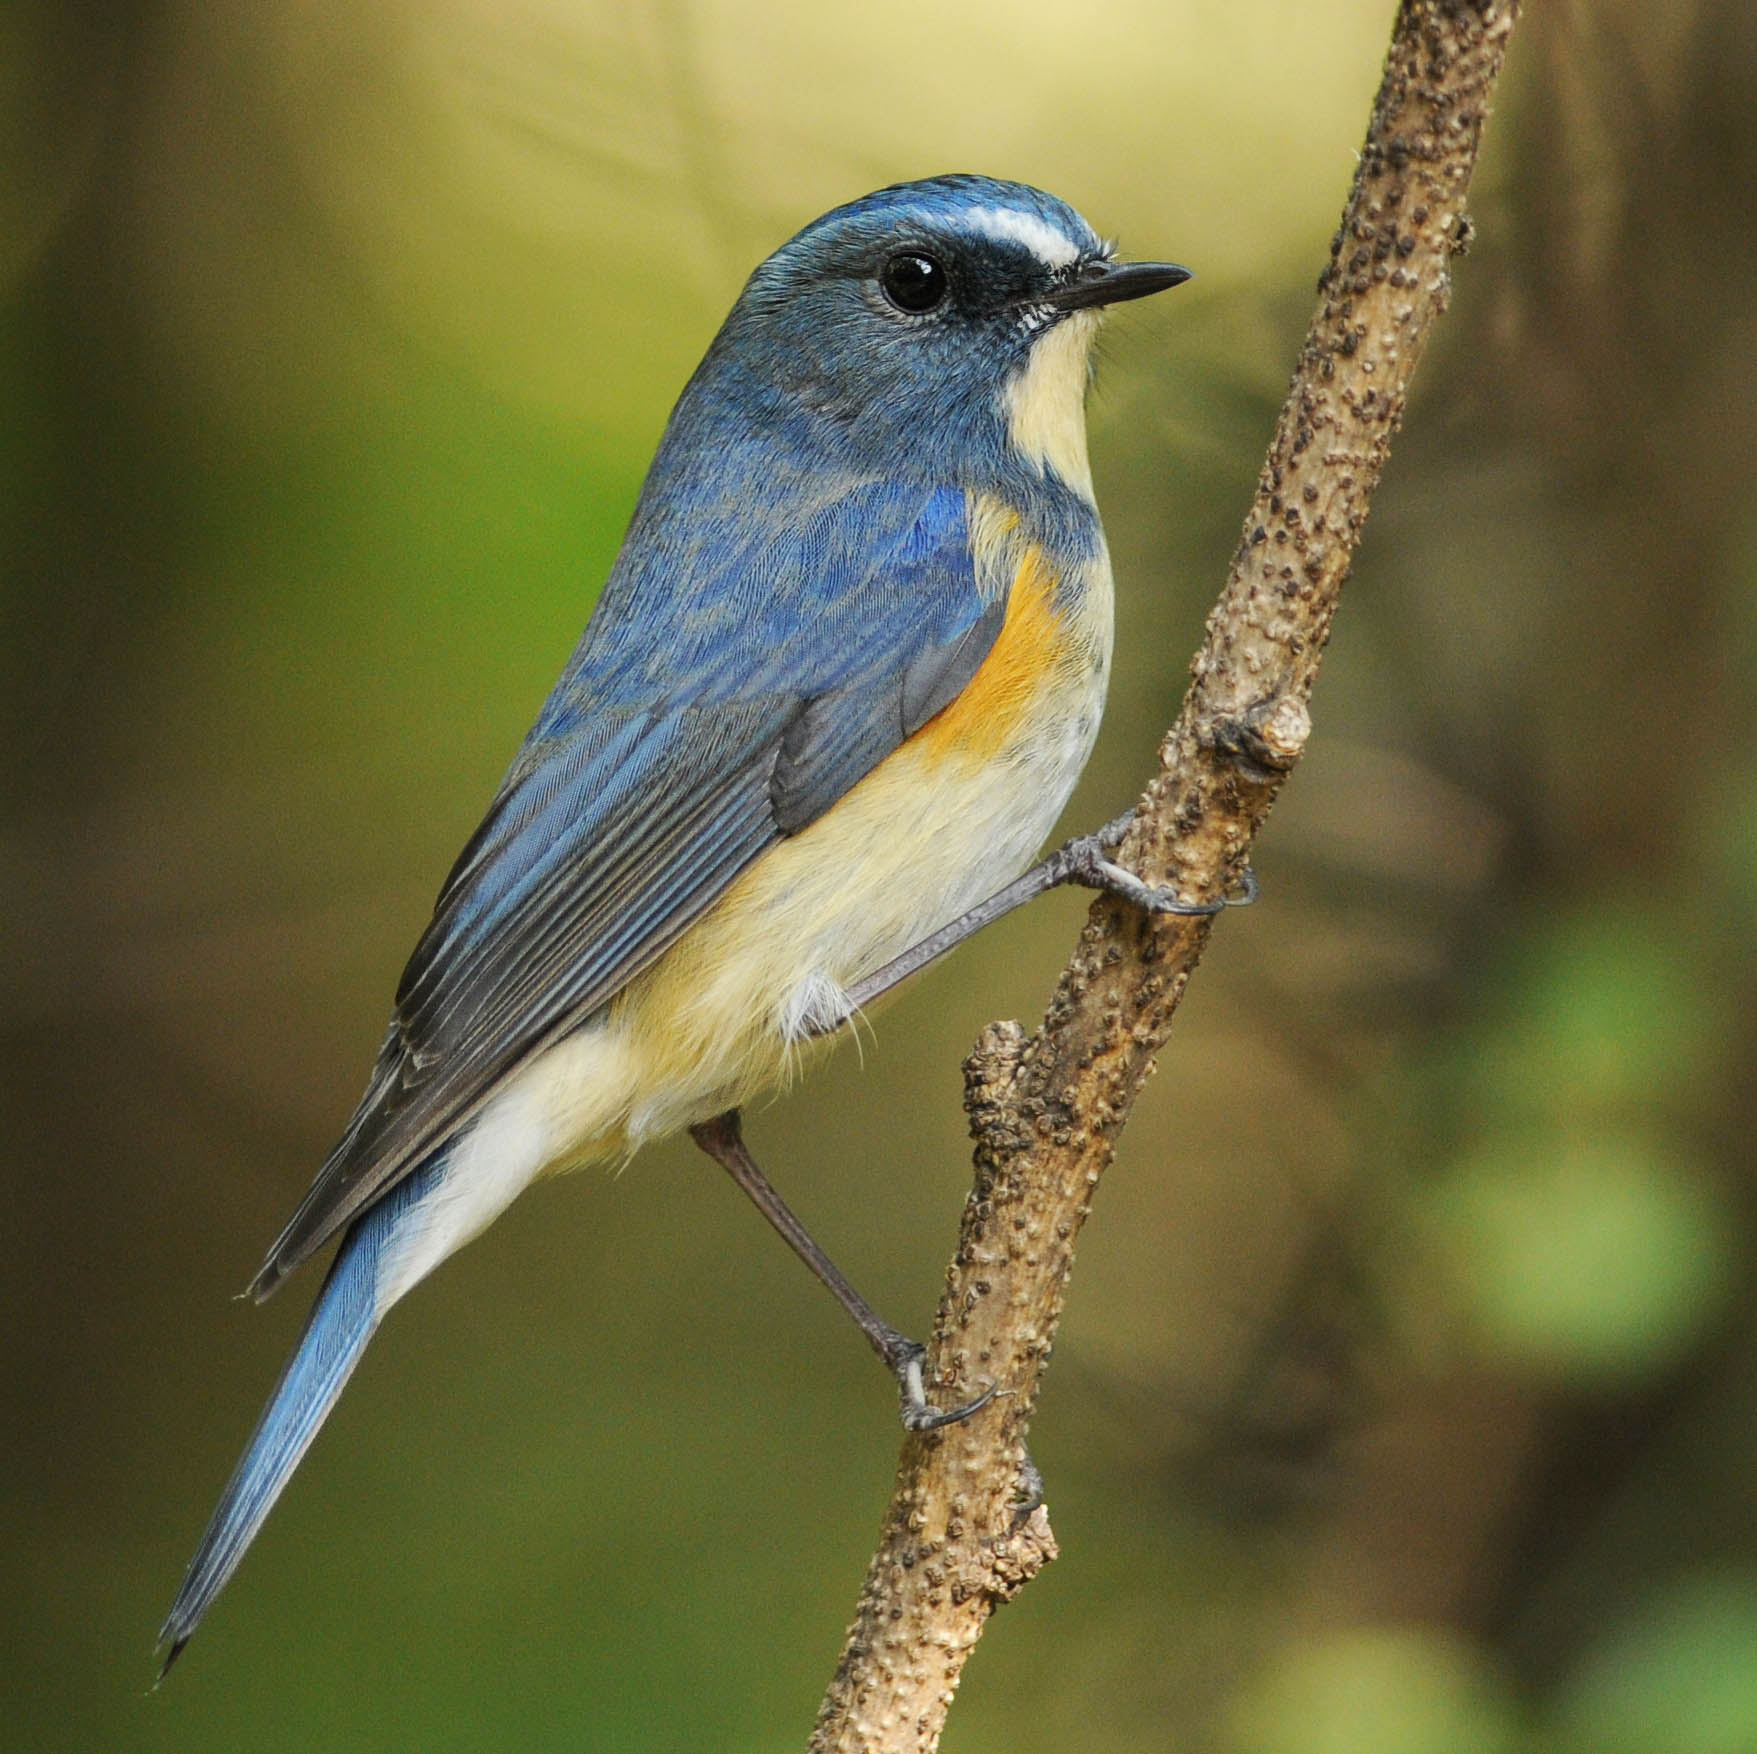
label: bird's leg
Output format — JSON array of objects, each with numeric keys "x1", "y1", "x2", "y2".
[
  {"x1": 828, "y1": 812, "x2": 1258, "y2": 1023},
  {"x1": 688, "y1": 1110, "x2": 994, "y2": 1433}
]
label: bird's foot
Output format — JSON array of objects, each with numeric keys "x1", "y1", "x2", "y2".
[
  {"x1": 1049, "y1": 814, "x2": 1259, "y2": 917},
  {"x1": 882, "y1": 1335, "x2": 996, "y2": 1433}
]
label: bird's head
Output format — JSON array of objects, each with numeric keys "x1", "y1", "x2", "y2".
[{"x1": 696, "y1": 175, "x2": 1190, "y2": 497}]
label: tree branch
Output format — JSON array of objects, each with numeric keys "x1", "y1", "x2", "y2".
[{"x1": 807, "y1": 3, "x2": 1525, "y2": 1749}]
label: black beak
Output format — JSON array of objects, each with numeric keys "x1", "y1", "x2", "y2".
[{"x1": 1037, "y1": 258, "x2": 1192, "y2": 312}]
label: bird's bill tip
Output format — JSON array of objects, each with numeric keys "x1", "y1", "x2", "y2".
[{"x1": 1038, "y1": 258, "x2": 1193, "y2": 312}]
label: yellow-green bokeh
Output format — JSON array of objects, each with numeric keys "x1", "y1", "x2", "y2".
[{"x1": 7, "y1": 3, "x2": 1757, "y2": 1751}]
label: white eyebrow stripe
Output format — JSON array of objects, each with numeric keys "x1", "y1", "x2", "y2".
[{"x1": 957, "y1": 207, "x2": 1083, "y2": 268}]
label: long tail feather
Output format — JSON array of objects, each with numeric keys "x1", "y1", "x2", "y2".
[{"x1": 158, "y1": 1154, "x2": 443, "y2": 1673}]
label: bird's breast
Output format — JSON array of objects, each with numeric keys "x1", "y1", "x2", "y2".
[
  {"x1": 535, "y1": 493, "x2": 1114, "y2": 1157},
  {"x1": 907, "y1": 496, "x2": 1111, "y2": 775}
]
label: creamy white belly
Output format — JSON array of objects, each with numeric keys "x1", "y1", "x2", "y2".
[{"x1": 374, "y1": 534, "x2": 1114, "y2": 1308}]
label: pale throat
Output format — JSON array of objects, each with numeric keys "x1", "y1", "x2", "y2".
[{"x1": 1000, "y1": 309, "x2": 1100, "y2": 500}]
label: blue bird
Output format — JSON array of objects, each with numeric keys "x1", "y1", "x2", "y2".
[{"x1": 160, "y1": 174, "x2": 1209, "y2": 1668}]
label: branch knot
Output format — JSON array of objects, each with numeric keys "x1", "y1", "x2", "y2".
[{"x1": 961, "y1": 1507, "x2": 1058, "y2": 1609}]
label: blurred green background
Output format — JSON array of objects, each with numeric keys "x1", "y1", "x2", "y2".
[{"x1": 6, "y1": 0, "x2": 1757, "y2": 1749}]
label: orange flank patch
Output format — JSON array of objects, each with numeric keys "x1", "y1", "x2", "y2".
[{"x1": 910, "y1": 545, "x2": 1065, "y2": 764}]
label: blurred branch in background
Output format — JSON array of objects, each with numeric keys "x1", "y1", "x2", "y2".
[{"x1": 810, "y1": 5, "x2": 1523, "y2": 1749}]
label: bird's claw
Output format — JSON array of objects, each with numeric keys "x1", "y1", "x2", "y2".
[
  {"x1": 1053, "y1": 818, "x2": 1259, "y2": 917},
  {"x1": 891, "y1": 1341, "x2": 996, "y2": 1433},
  {"x1": 1012, "y1": 1452, "x2": 1046, "y2": 1517}
]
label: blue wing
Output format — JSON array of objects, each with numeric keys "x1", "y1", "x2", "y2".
[{"x1": 249, "y1": 476, "x2": 1005, "y2": 1294}]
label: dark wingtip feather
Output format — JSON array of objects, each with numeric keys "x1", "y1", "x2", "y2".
[
  {"x1": 243, "y1": 1258, "x2": 282, "y2": 1304},
  {"x1": 153, "y1": 1629, "x2": 190, "y2": 1686}
]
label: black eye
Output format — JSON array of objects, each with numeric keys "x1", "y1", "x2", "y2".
[{"x1": 880, "y1": 252, "x2": 948, "y2": 314}]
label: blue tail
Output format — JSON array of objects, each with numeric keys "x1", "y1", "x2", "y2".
[{"x1": 158, "y1": 1155, "x2": 444, "y2": 1673}]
